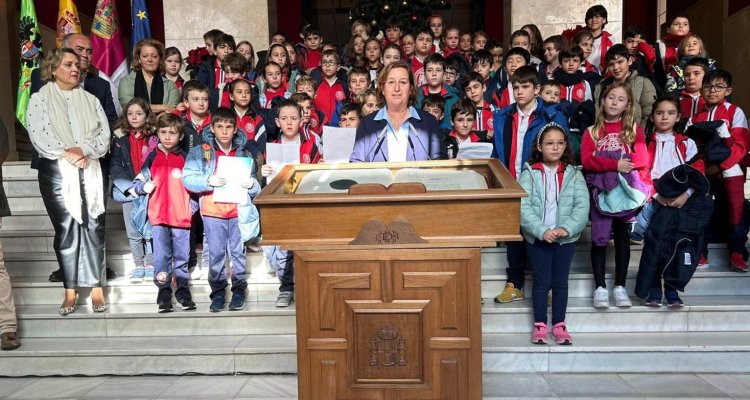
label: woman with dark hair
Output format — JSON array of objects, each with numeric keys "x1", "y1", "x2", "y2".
[
  {"x1": 350, "y1": 61, "x2": 445, "y2": 162},
  {"x1": 25, "y1": 48, "x2": 111, "y2": 315},
  {"x1": 118, "y1": 38, "x2": 180, "y2": 113}
]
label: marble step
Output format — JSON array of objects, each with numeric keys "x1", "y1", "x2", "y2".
[
  {"x1": 2, "y1": 161, "x2": 37, "y2": 180},
  {"x1": 3, "y1": 331, "x2": 750, "y2": 376},
  {"x1": 13, "y1": 296, "x2": 750, "y2": 338},
  {"x1": 8, "y1": 251, "x2": 749, "y2": 306},
  {"x1": 6, "y1": 196, "x2": 124, "y2": 213},
  {"x1": 1, "y1": 211, "x2": 125, "y2": 231},
  {"x1": 479, "y1": 264, "x2": 750, "y2": 299},
  {"x1": 15, "y1": 303, "x2": 296, "y2": 339},
  {"x1": 10, "y1": 263, "x2": 281, "y2": 306},
  {"x1": 4, "y1": 251, "x2": 268, "y2": 278},
  {"x1": 1, "y1": 229, "x2": 132, "y2": 252}
]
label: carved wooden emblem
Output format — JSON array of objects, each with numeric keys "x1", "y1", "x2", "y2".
[
  {"x1": 350, "y1": 219, "x2": 428, "y2": 245},
  {"x1": 369, "y1": 325, "x2": 407, "y2": 367}
]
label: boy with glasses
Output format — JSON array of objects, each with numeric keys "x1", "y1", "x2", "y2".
[{"x1": 687, "y1": 69, "x2": 750, "y2": 272}]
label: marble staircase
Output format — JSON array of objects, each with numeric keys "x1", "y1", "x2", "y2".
[{"x1": 2, "y1": 160, "x2": 750, "y2": 377}]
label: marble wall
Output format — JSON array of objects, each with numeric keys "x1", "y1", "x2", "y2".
[
  {"x1": 510, "y1": 0, "x2": 623, "y2": 43},
  {"x1": 163, "y1": 0, "x2": 272, "y2": 66}
]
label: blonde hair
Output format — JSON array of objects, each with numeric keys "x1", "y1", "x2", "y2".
[
  {"x1": 677, "y1": 34, "x2": 707, "y2": 59},
  {"x1": 40, "y1": 48, "x2": 79, "y2": 82},
  {"x1": 590, "y1": 82, "x2": 637, "y2": 145},
  {"x1": 131, "y1": 38, "x2": 166, "y2": 73},
  {"x1": 376, "y1": 61, "x2": 418, "y2": 107}
]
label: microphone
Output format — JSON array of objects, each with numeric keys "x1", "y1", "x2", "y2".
[
  {"x1": 409, "y1": 126, "x2": 432, "y2": 161},
  {"x1": 368, "y1": 127, "x2": 388, "y2": 162}
]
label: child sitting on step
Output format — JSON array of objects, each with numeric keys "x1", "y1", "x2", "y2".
[{"x1": 520, "y1": 123, "x2": 589, "y2": 345}]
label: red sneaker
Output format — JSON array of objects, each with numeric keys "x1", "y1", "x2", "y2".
[{"x1": 730, "y1": 253, "x2": 748, "y2": 272}]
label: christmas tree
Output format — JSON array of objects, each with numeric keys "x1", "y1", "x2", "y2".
[{"x1": 350, "y1": 0, "x2": 450, "y2": 35}]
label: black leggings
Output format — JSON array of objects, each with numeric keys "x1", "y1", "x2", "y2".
[{"x1": 591, "y1": 218, "x2": 630, "y2": 288}]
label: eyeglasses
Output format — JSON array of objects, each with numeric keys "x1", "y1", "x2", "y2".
[
  {"x1": 702, "y1": 84, "x2": 728, "y2": 91},
  {"x1": 444, "y1": 71, "x2": 457, "y2": 77}
]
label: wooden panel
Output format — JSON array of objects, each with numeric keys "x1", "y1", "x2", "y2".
[
  {"x1": 260, "y1": 198, "x2": 521, "y2": 245},
  {"x1": 254, "y1": 159, "x2": 526, "y2": 247},
  {"x1": 295, "y1": 248, "x2": 482, "y2": 400}
]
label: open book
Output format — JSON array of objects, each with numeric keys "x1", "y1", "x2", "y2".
[{"x1": 295, "y1": 168, "x2": 488, "y2": 194}]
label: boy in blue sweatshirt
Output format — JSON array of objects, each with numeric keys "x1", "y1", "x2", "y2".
[{"x1": 182, "y1": 107, "x2": 263, "y2": 312}]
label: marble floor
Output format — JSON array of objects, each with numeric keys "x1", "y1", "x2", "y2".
[{"x1": 1, "y1": 373, "x2": 750, "y2": 399}]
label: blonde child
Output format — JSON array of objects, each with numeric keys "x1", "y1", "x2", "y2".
[
  {"x1": 110, "y1": 98, "x2": 158, "y2": 282},
  {"x1": 521, "y1": 124, "x2": 589, "y2": 345},
  {"x1": 581, "y1": 82, "x2": 651, "y2": 308},
  {"x1": 357, "y1": 88, "x2": 381, "y2": 117}
]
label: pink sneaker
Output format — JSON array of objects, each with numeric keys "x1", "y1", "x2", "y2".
[
  {"x1": 552, "y1": 322, "x2": 573, "y2": 345},
  {"x1": 531, "y1": 322, "x2": 548, "y2": 345}
]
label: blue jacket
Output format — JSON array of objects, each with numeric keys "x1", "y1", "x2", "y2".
[
  {"x1": 416, "y1": 84, "x2": 460, "y2": 130},
  {"x1": 350, "y1": 107, "x2": 447, "y2": 162},
  {"x1": 196, "y1": 56, "x2": 220, "y2": 111},
  {"x1": 491, "y1": 97, "x2": 569, "y2": 169},
  {"x1": 182, "y1": 125, "x2": 263, "y2": 242},
  {"x1": 110, "y1": 128, "x2": 158, "y2": 202}
]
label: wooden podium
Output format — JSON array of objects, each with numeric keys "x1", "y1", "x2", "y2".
[{"x1": 254, "y1": 159, "x2": 525, "y2": 400}]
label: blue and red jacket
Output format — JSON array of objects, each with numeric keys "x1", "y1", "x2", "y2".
[
  {"x1": 311, "y1": 67, "x2": 350, "y2": 126},
  {"x1": 177, "y1": 109, "x2": 211, "y2": 152},
  {"x1": 110, "y1": 128, "x2": 158, "y2": 203},
  {"x1": 133, "y1": 146, "x2": 194, "y2": 228}
]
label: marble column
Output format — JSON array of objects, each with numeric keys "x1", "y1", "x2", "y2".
[
  {"x1": 510, "y1": 0, "x2": 623, "y2": 43},
  {"x1": 163, "y1": 0, "x2": 274, "y2": 67}
]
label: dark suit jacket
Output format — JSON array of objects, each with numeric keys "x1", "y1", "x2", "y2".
[{"x1": 350, "y1": 108, "x2": 447, "y2": 162}]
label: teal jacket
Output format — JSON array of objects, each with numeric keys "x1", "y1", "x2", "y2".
[
  {"x1": 416, "y1": 84, "x2": 460, "y2": 130},
  {"x1": 519, "y1": 162, "x2": 590, "y2": 244}
]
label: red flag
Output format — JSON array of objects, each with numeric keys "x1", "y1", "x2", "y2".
[
  {"x1": 56, "y1": 0, "x2": 81, "y2": 48},
  {"x1": 90, "y1": 0, "x2": 127, "y2": 115}
]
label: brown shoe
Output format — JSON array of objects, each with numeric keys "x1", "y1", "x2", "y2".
[{"x1": 1, "y1": 332, "x2": 20, "y2": 350}]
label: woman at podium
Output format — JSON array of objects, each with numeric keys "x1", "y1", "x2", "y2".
[{"x1": 350, "y1": 61, "x2": 446, "y2": 162}]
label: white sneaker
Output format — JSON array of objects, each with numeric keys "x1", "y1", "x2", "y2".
[
  {"x1": 190, "y1": 267, "x2": 204, "y2": 280},
  {"x1": 593, "y1": 286, "x2": 610, "y2": 308},
  {"x1": 613, "y1": 285, "x2": 632, "y2": 307}
]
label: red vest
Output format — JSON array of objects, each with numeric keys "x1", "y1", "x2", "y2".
[{"x1": 148, "y1": 150, "x2": 192, "y2": 228}]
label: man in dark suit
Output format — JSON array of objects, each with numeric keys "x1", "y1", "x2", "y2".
[{"x1": 30, "y1": 33, "x2": 119, "y2": 282}]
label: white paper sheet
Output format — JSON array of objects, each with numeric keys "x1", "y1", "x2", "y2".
[
  {"x1": 295, "y1": 168, "x2": 394, "y2": 194},
  {"x1": 213, "y1": 156, "x2": 254, "y2": 204},
  {"x1": 393, "y1": 168, "x2": 488, "y2": 191},
  {"x1": 321, "y1": 126, "x2": 357, "y2": 163},
  {"x1": 266, "y1": 142, "x2": 301, "y2": 182},
  {"x1": 456, "y1": 142, "x2": 494, "y2": 160}
]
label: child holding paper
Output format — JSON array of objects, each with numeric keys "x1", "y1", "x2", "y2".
[
  {"x1": 183, "y1": 107, "x2": 262, "y2": 312},
  {"x1": 261, "y1": 100, "x2": 319, "y2": 307}
]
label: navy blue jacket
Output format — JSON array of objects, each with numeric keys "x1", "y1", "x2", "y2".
[
  {"x1": 196, "y1": 56, "x2": 220, "y2": 111},
  {"x1": 110, "y1": 129, "x2": 159, "y2": 202}
]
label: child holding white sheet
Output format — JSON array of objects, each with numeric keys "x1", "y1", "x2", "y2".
[{"x1": 261, "y1": 100, "x2": 321, "y2": 307}]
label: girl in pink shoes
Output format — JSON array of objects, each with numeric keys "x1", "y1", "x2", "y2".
[{"x1": 520, "y1": 124, "x2": 590, "y2": 345}]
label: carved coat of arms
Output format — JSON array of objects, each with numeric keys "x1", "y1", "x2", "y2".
[{"x1": 369, "y1": 325, "x2": 407, "y2": 367}]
